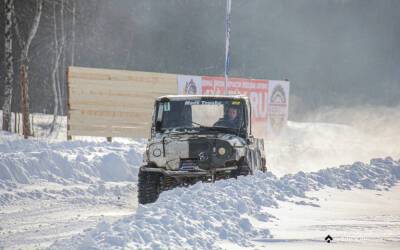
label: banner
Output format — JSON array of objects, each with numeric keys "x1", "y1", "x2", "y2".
[
  {"x1": 201, "y1": 76, "x2": 269, "y2": 122},
  {"x1": 177, "y1": 75, "x2": 288, "y2": 138},
  {"x1": 267, "y1": 80, "x2": 290, "y2": 137}
]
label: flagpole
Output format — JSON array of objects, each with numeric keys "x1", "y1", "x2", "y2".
[{"x1": 224, "y1": 0, "x2": 231, "y2": 95}]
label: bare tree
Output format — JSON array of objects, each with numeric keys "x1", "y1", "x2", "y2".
[
  {"x1": 2, "y1": 0, "x2": 14, "y2": 132},
  {"x1": 49, "y1": 0, "x2": 64, "y2": 135},
  {"x1": 19, "y1": 0, "x2": 43, "y2": 138},
  {"x1": 58, "y1": 0, "x2": 65, "y2": 116}
]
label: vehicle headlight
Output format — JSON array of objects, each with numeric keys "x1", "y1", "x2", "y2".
[
  {"x1": 217, "y1": 147, "x2": 226, "y2": 156},
  {"x1": 152, "y1": 148, "x2": 162, "y2": 157}
]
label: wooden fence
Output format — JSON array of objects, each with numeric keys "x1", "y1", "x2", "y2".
[{"x1": 67, "y1": 66, "x2": 177, "y2": 139}]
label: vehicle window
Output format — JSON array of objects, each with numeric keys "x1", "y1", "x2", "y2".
[
  {"x1": 192, "y1": 103, "x2": 224, "y2": 127},
  {"x1": 157, "y1": 99, "x2": 244, "y2": 131}
]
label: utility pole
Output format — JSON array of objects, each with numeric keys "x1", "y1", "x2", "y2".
[{"x1": 224, "y1": 0, "x2": 231, "y2": 95}]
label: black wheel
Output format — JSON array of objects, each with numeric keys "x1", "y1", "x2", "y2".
[
  {"x1": 230, "y1": 165, "x2": 251, "y2": 178},
  {"x1": 230, "y1": 158, "x2": 251, "y2": 178},
  {"x1": 138, "y1": 169, "x2": 161, "y2": 204},
  {"x1": 230, "y1": 168, "x2": 239, "y2": 178},
  {"x1": 246, "y1": 150, "x2": 256, "y2": 174},
  {"x1": 254, "y1": 150, "x2": 265, "y2": 172}
]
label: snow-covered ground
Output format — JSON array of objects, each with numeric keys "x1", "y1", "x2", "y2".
[
  {"x1": 0, "y1": 112, "x2": 399, "y2": 249},
  {"x1": 48, "y1": 157, "x2": 400, "y2": 250},
  {"x1": 266, "y1": 185, "x2": 400, "y2": 250}
]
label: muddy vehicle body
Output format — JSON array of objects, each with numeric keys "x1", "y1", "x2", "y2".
[{"x1": 138, "y1": 95, "x2": 266, "y2": 204}]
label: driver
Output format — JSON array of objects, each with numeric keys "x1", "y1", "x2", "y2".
[{"x1": 214, "y1": 105, "x2": 240, "y2": 128}]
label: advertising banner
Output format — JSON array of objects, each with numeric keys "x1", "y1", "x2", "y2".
[
  {"x1": 201, "y1": 76, "x2": 269, "y2": 138},
  {"x1": 178, "y1": 75, "x2": 290, "y2": 138},
  {"x1": 267, "y1": 80, "x2": 290, "y2": 137}
]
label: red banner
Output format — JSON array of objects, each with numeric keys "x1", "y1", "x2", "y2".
[{"x1": 202, "y1": 76, "x2": 269, "y2": 123}]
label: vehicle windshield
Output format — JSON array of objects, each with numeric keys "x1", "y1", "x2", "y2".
[{"x1": 156, "y1": 98, "x2": 246, "y2": 133}]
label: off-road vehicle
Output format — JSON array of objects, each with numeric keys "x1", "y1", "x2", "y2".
[{"x1": 138, "y1": 95, "x2": 266, "y2": 204}]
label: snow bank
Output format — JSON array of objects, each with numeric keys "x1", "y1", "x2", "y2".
[
  {"x1": 50, "y1": 157, "x2": 400, "y2": 250},
  {"x1": 267, "y1": 106, "x2": 400, "y2": 176},
  {"x1": 0, "y1": 131, "x2": 145, "y2": 187},
  {"x1": 278, "y1": 157, "x2": 400, "y2": 196}
]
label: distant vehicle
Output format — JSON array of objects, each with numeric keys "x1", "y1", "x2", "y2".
[{"x1": 138, "y1": 95, "x2": 266, "y2": 204}]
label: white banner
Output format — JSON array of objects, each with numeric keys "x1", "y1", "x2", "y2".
[
  {"x1": 267, "y1": 80, "x2": 290, "y2": 137},
  {"x1": 177, "y1": 75, "x2": 203, "y2": 95}
]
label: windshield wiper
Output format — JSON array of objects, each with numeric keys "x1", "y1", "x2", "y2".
[
  {"x1": 162, "y1": 125, "x2": 241, "y2": 135},
  {"x1": 167, "y1": 127, "x2": 198, "y2": 134},
  {"x1": 191, "y1": 121, "x2": 207, "y2": 128}
]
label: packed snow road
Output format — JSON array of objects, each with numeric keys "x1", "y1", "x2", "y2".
[
  {"x1": 266, "y1": 185, "x2": 400, "y2": 250},
  {"x1": 0, "y1": 186, "x2": 136, "y2": 249},
  {"x1": 1, "y1": 118, "x2": 400, "y2": 249}
]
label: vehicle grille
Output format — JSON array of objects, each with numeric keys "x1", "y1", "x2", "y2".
[{"x1": 179, "y1": 159, "x2": 198, "y2": 171}]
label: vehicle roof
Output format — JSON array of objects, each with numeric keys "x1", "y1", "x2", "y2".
[{"x1": 156, "y1": 94, "x2": 249, "y2": 101}]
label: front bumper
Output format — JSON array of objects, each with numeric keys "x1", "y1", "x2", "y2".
[{"x1": 140, "y1": 166, "x2": 238, "y2": 177}]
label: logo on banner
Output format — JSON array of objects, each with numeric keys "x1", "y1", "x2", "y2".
[
  {"x1": 178, "y1": 75, "x2": 202, "y2": 95},
  {"x1": 271, "y1": 85, "x2": 286, "y2": 104},
  {"x1": 184, "y1": 79, "x2": 198, "y2": 94},
  {"x1": 269, "y1": 84, "x2": 288, "y2": 135}
]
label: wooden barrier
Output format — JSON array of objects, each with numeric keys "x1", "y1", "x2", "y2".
[{"x1": 67, "y1": 66, "x2": 177, "y2": 139}]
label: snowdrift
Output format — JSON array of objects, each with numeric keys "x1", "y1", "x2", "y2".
[
  {"x1": 0, "y1": 131, "x2": 145, "y2": 205},
  {"x1": 50, "y1": 157, "x2": 400, "y2": 249},
  {"x1": 0, "y1": 131, "x2": 144, "y2": 185}
]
